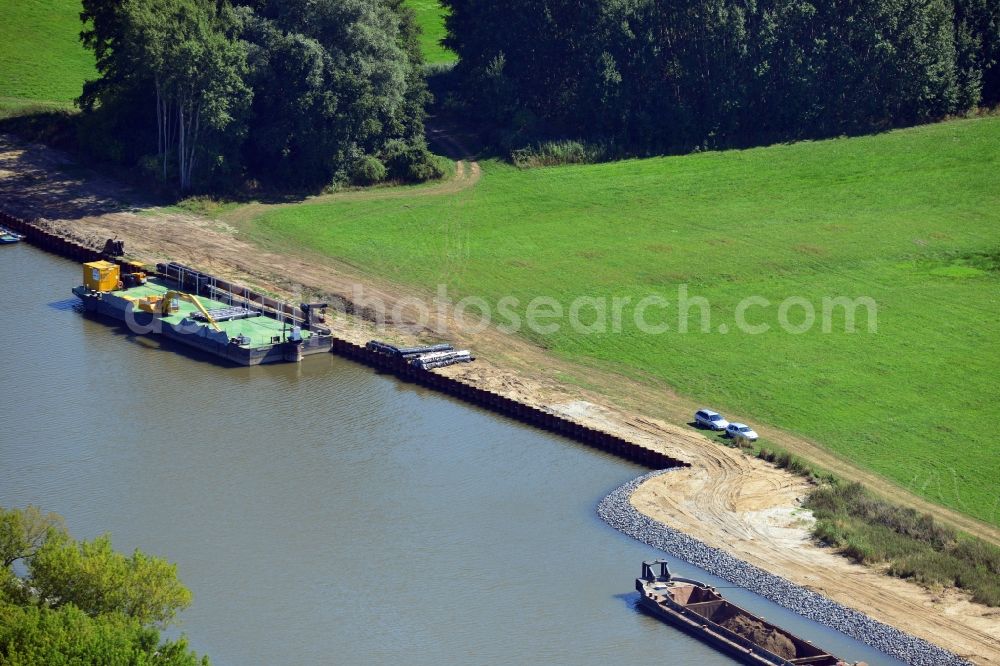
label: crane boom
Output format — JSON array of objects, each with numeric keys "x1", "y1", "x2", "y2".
[{"x1": 163, "y1": 291, "x2": 224, "y2": 333}]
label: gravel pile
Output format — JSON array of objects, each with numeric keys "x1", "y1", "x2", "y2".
[{"x1": 597, "y1": 470, "x2": 972, "y2": 666}]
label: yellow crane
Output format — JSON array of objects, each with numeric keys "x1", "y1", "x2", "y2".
[
  {"x1": 132, "y1": 291, "x2": 224, "y2": 333},
  {"x1": 165, "y1": 291, "x2": 224, "y2": 333}
]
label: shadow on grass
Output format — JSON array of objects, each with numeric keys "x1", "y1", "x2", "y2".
[{"x1": 0, "y1": 107, "x2": 79, "y2": 151}]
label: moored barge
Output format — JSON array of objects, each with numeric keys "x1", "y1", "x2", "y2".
[
  {"x1": 636, "y1": 560, "x2": 862, "y2": 666},
  {"x1": 73, "y1": 260, "x2": 332, "y2": 365}
]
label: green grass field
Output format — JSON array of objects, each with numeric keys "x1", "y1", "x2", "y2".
[
  {"x1": 0, "y1": 0, "x2": 94, "y2": 114},
  {"x1": 407, "y1": 0, "x2": 455, "y2": 65},
  {"x1": 246, "y1": 118, "x2": 1000, "y2": 527}
]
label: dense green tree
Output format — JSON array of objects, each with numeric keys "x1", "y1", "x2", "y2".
[
  {"x1": 444, "y1": 0, "x2": 982, "y2": 153},
  {"x1": 0, "y1": 506, "x2": 206, "y2": 665},
  {"x1": 0, "y1": 506, "x2": 64, "y2": 568},
  {"x1": 78, "y1": 0, "x2": 439, "y2": 192},
  {"x1": 0, "y1": 602, "x2": 207, "y2": 666},
  {"x1": 29, "y1": 532, "x2": 192, "y2": 628},
  {"x1": 953, "y1": 0, "x2": 1000, "y2": 105},
  {"x1": 442, "y1": 0, "x2": 605, "y2": 143},
  {"x1": 231, "y1": 0, "x2": 437, "y2": 187},
  {"x1": 592, "y1": 0, "x2": 753, "y2": 150},
  {"x1": 748, "y1": 0, "x2": 961, "y2": 138},
  {"x1": 80, "y1": 0, "x2": 250, "y2": 191}
]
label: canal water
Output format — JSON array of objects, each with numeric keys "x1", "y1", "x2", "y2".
[{"x1": 0, "y1": 244, "x2": 900, "y2": 665}]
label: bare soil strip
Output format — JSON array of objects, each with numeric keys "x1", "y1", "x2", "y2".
[
  {"x1": 1, "y1": 132, "x2": 997, "y2": 664},
  {"x1": 630, "y1": 463, "x2": 1000, "y2": 665}
]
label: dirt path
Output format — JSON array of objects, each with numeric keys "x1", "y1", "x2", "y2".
[
  {"x1": 1, "y1": 132, "x2": 998, "y2": 663},
  {"x1": 218, "y1": 157, "x2": 480, "y2": 227}
]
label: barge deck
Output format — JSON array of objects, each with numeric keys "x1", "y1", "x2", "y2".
[{"x1": 73, "y1": 262, "x2": 332, "y2": 366}]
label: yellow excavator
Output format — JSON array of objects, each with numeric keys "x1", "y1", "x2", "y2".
[{"x1": 130, "y1": 291, "x2": 223, "y2": 333}]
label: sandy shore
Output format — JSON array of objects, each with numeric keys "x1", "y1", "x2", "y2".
[
  {"x1": 2, "y1": 131, "x2": 998, "y2": 664},
  {"x1": 601, "y1": 471, "x2": 975, "y2": 665},
  {"x1": 631, "y1": 469, "x2": 1000, "y2": 664}
]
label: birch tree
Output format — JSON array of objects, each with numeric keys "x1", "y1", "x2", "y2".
[
  {"x1": 79, "y1": 0, "x2": 435, "y2": 191},
  {"x1": 81, "y1": 0, "x2": 250, "y2": 191}
]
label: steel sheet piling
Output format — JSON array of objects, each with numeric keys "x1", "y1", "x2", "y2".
[{"x1": 4, "y1": 209, "x2": 688, "y2": 471}]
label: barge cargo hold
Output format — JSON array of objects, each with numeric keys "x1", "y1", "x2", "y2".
[
  {"x1": 636, "y1": 561, "x2": 860, "y2": 666},
  {"x1": 73, "y1": 261, "x2": 332, "y2": 366}
]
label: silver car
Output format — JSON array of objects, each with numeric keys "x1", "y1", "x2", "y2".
[
  {"x1": 725, "y1": 423, "x2": 759, "y2": 441},
  {"x1": 694, "y1": 409, "x2": 729, "y2": 431}
]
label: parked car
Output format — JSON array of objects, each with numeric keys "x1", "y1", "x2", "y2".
[
  {"x1": 725, "y1": 423, "x2": 759, "y2": 441},
  {"x1": 694, "y1": 409, "x2": 729, "y2": 431}
]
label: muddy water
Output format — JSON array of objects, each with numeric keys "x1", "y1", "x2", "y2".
[{"x1": 0, "y1": 244, "x2": 899, "y2": 665}]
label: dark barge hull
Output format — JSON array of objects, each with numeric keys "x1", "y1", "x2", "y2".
[
  {"x1": 74, "y1": 288, "x2": 333, "y2": 366},
  {"x1": 635, "y1": 594, "x2": 813, "y2": 665},
  {"x1": 636, "y1": 561, "x2": 849, "y2": 666}
]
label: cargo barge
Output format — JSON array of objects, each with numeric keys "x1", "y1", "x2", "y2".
[
  {"x1": 73, "y1": 260, "x2": 332, "y2": 366},
  {"x1": 636, "y1": 561, "x2": 860, "y2": 666}
]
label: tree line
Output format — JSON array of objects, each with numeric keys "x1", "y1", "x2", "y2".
[
  {"x1": 0, "y1": 505, "x2": 207, "y2": 665},
  {"x1": 74, "y1": 0, "x2": 999, "y2": 187},
  {"x1": 441, "y1": 0, "x2": 1000, "y2": 154},
  {"x1": 78, "y1": 0, "x2": 442, "y2": 192}
]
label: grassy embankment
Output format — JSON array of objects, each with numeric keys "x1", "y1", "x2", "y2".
[
  {"x1": 756, "y1": 448, "x2": 1000, "y2": 605},
  {"x1": 4, "y1": 0, "x2": 998, "y2": 602},
  {"x1": 245, "y1": 117, "x2": 1000, "y2": 531},
  {"x1": 806, "y1": 480, "x2": 1000, "y2": 606}
]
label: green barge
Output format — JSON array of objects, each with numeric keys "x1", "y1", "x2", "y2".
[{"x1": 73, "y1": 260, "x2": 332, "y2": 365}]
